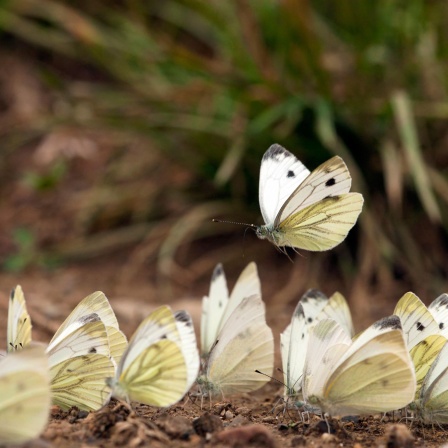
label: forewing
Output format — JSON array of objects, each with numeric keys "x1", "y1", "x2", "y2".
[
  {"x1": 207, "y1": 295, "x2": 274, "y2": 395},
  {"x1": 394, "y1": 292, "x2": 440, "y2": 350},
  {"x1": 277, "y1": 193, "x2": 364, "y2": 251},
  {"x1": 46, "y1": 315, "x2": 111, "y2": 368},
  {"x1": 0, "y1": 346, "x2": 50, "y2": 444},
  {"x1": 218, "y1": 262, "x2": 261, "y2": 333},
  {"x1": 318, "y1": 292, "x2": 354, "y2": 337},
  {"x1": 428, "y1": 293, "x2": 448, "y2": 337},
  {"x1": 276, "y1": 156, "x2": 352, "y2": 225},
  {"x1": 119, "y1": 306, "x2": 179, "y2": 374},
  {"x1": 302, "y1": 319, "x2": 351, "y2": 404},
  {"x1": 174, "y1": 310, "x2": 200, "y2": 393},
  {"x1": 7, "y1": 285, "x2": 32, "y2": 352},
  {"x1": 259, "y1": 144, "x2": 310, "y2": 227},
  {"x1": 201, "y1": 264, "x2": 229, "y2": 356}
]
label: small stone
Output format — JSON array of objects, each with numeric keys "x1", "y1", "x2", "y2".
[
  {"x1": 228, "y1": 415, "x2": 248, "y2": 428},
  {"x1": 321, "y1": 433, "x2": 338, "y2": 444},
  {"x1": 235, "y1": 407, "x2": 251, "y2": 416},
  {"x1": 193, "y1": 413, "x2": 223, "y2": 437},
  {"x1": 262, "y1": 416, "x2": 276, "y2": 423},
  {"x1": 381, "y1": 424, "x2": 414, "y2": 448},
  {"x1": 213, "y1": 425, "x2": 277, "y2": 448},
  {"x1": 278, "y1": 423, "x2": 289, "y2": 431},
  {"x1": 224, "y1": 410, "x2": 234, "y2": 420},
  {"x1": 155, "y1": 415, "x2": 193, "y2": 440}
]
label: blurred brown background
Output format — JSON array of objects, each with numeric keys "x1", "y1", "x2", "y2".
[{"x1": 1, "y1": 0, "x2": 448, "y2": 345}]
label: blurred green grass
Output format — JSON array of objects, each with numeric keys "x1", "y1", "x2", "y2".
[{"x1": 1, "y1": 0, "x2": 448, "y2": 298}]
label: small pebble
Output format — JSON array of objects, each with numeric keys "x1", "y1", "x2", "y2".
[{"x1": 224, "y1": 410, "x2": 234, "y2": 420}]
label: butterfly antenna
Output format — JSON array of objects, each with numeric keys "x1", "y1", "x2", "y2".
[
  {"x1": 254, "y1": 369, "x2": 288, "y2": 388},
  {"x1": 212, "y1": 219, "x2": 257, "y2": 229}
]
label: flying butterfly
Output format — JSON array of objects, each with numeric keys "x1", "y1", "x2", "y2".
[{"x1": 214, "y1": 144, "x2": 364, "y2": 252}]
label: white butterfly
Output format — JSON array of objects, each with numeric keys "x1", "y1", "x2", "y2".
[
  {"x1": 302, "y1": 316, "x2": 416, "y2": 416},
  {"x1": 47, "y1": 312, "x2": 116, "y2": 411},
  {"x1": 413, "y1": 340, "x2": 448, "y2": 423},
  {"x1": 394, "y1": 292, "x2": 447, "y2": 395},
  {"x1": 280, "y1": 289, "x2": 353, "y2": 402},
  {"x1": 7, "y1": 285, "x2": 32, "y2": 352},
  {"x1": 0, "y1": 346, "x2": 51, "y2": 444},
  {"x1": 107, "y1": 305, "x2": 189, "y2": 407},
  {"x1": 201, "y1": 262, "x2": 261, "y2": 357},
  {"x1": 428, "y1": 293, "x2": 448, "y2": 337},
  {"x1": 198, "y1": 293, "x2": 274, "y2": 397},
  {"x1": 256, "y1": 144, "x2": 364, "y2": 251}
]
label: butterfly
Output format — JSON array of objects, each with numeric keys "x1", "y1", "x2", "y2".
[
  {"x1": 47, "y1": 312, "x2": 116, "y2": 411},
  {"x1": 198, "y1": 292, "x2": 274, "y2": 397},
  {"x1": 280, "y1": 289, "x2": 354, "y2": 403},
  {"x1": 106, "y1": 305, "x2": 190, "y2": 407},
  {"x1": 302, "y1": 316, "x2": 416, "y2": 417},
  {"x1": 0, "y1": 346, "x2": 51, "y2": 444},
  {"x1": 394, "y1": 292, "x2": 447, "y2": 396},
  {"x1": 255, "y1": 144, "x2": 364, "y2": 251},
  {"x1": 413, "y1": 340, "x2": 448, "y2": 423},
  {"x1": 201, "y1": 262, "x2": 261, "y2": 357},
  {"x1": 428, "y1": 293, "x2": 448, "y2": 336},
  {"x1": 7, "y1": 285, "x2": 32, "y2": 352}
]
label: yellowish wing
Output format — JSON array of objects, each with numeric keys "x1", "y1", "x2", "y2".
[
  {"x1": 50, "y1": 291, "x2": 127, "y2": 365},
  {"x1": 0, "y1": 346, "x2": 51, "y2": 444},
  {"x1": 410, "y1": 335, "x2": 446, "y2": 397},
  {"x1": 50, "y1": 353, "x2": 115, "y2": 411},
  {"x1": 7, "y1": 285, "x2": 32, "y2": 352},
  {"x1": 277, "y1": 193, "x2": 364, "y2": 251},
  {"x1": 117, "y1": 339, "x2": 187, "y2": 407}
]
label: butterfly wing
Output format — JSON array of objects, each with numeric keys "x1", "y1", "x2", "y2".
[
  {"x1": 201, "y1": 264, "x2": 229, "y2": 357},
  {"x1": 276, "y1": 193, "x2": 364, "y2": 251},
  {"x1": 302, "y1": 318, "x2": 351, "y2": 406},
  {"x1": 323, "y1": 316, "x2": 416, "y2": 416},
  {"x1": 174, "y1": 310, "x2": 200, "y2": 393},
  {"x1": 394, "y1": 292, "x2": 440, "y2": 350},
  {"x1": 47, "y1": 314, "x2": 111, "y2": 367},
  {"x1": 218, "y1": 262, "x2": 261, "y2": 333},
  {"x1": 318, "y1": 292, "x2": 354, "y2": 337},
  {"x1": 51, "y1": 353, "x2": 115, "y2": 411},
  {"x1": 7, "y1": 285, "x2": 32, "y2": 352},
  {"x1": 50, "y1": 291, "x2": 127, "y2": 364},
  {"x1": 410, "y1": 335, "x2": 447, "y2": 397},
  {"x1": 428, "y1": 293, "x2": 448, "y2": 337},
  {"x1": 259, "y1": 144, "x2": 310, "y2": 227},
  {"x1": 275, "y1": 155, "x2": 353, "y2": 226},
  {"x1": 0, "y1": 346, "x2": 51, "y2": 444},
  {"x1": 206, "y1": 295, "x2": 274, "y2": 395},
  {"x1": 282, "y1": 289, "x2": 329, "y2": 397}
]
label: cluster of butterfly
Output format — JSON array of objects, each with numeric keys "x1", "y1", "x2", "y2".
[
  {"x1": 0, "y1": 143, "x2": 383, "y2": 444},
  {"x1": 0, "y1": 262, "x2": 276, "y2": 444},
  {"x1": 282, "y1": 288, "x2": 448, "y2": 424}
]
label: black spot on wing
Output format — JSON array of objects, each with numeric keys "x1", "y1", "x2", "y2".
[
  {"x1": 10, "y1": 287, "x2": 16, "y2": 300},
  {"x1": 161, "y1": 334, "x2": 167, "y2": 339},
  {"x1": 307, "y1": 317, "x2": 313, "y2": 324},
  {"x1": 325, "y1": 178, "x2": 336, "y2": 187},
  {"x1": 287, "y1": 170, "x2": 295, "y2": 178},
  {"x1": 440, "y1": 322, "x2": 445, "y2": 330},
  {"x1": 175, "y1": 310, "x2": 192, "y2": 326},
  {"x1": 88, "y1": 347, "x2": 97, "y2": 354},
  {"x1": 212, "y1": 264, "x2": 224, "y2": 282},
  {"x1": 416, "y1": 322, "x2": 425, "y2": 331},
  {"x1": 294, "y1": 304, "x2": 305, "y2": 318},
  {"x1": 80, "y1": 313, "x2": 101, "y2": 324},
  {"x1": 375, "y1": 315, "x2": 402, "y2": 331}
]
